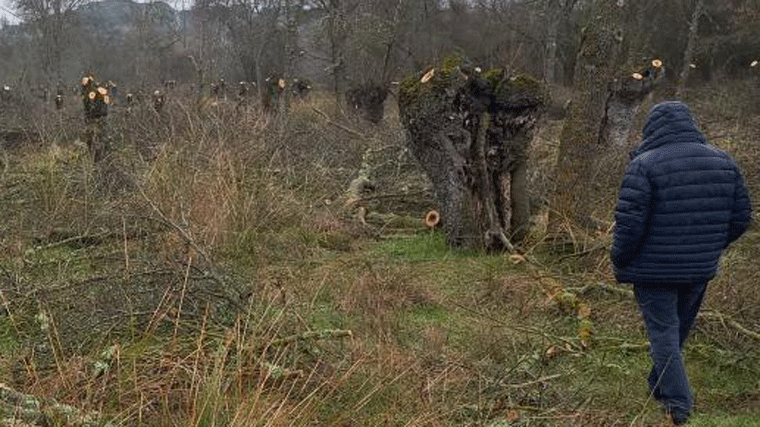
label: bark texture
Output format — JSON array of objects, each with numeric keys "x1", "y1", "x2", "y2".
[
  {"x1": 676, "y1": 0, "x2": 704, "y2": 97},
  {"x1": 550, "y1": 2, "x2": 664, "y2": 238},
  {"x1": 398, "y1": 60, "x2": 545, "y2": 250}
]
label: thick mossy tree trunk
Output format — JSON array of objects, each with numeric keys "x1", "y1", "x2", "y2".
[
  {"x1": 549, "y1": 0, "x2": 664, "y2": 241},
  {"x1": 398, "y1": 59, "x2": 545, "y2": 251}
]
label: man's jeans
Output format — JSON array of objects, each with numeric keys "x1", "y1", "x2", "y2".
[{"x1": 634, "y1": 281, "x2": 708, "y2": 416}]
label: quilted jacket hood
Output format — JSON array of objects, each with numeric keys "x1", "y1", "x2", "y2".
[{"x1": 632, "y1": 101, "x2": 706, "y2": 158}]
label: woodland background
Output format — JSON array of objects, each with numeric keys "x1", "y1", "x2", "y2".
[{"x1": 0, "y1": 0, "x2": 759, "y2": 426}]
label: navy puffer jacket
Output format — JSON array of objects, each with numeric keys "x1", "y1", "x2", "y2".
[{"x1": 611, "y1": 101, "x2": 752, "y2": 284}]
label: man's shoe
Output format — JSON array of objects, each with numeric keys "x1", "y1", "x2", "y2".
[{"x1": 670, "y1": 410, "x2": 689, "y2": 425}]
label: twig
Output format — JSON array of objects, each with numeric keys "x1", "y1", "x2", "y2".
[
  {"x1": 311, "y1": 107, "x2": 366, "y2": 139},
  {"x1": 172, "y1": 255, "x2": 193, "y2": 343},
  {"x1": 0, "y1": 383, "x2": 114, "y2": 426},
  {"x1": 27, "y1": 229, "x2": 114, "y2": 253},
  {"x1": 616, "y1": 342, "x2": 650, "y2": 352},
  {"x1": 699, "y1": 310, "x2": 760, "y2": 341},
  {"x1": 504, "y1": 373, "x2": 566, "y2": 388},
  {"x1": 137, "y1": 187, "x2": 212, "y2": 266},
  {"x1": 566, "y1": 282, "x2": 634, "y2": 298},
  {"x1": 347, "y1": 190, "x2": 429, "y2": 204},
  {"x1": 136, "y1": 188, "x2": 243, "y2": 313},
  {"x1": 450, "y1": 300, "x2": 579, "y2": 350},
  {"x1": 262, "y1": 361, "x2": 304, "y2": 380},
  {"x1": 0, "y1": 289, "x2": 18, "y2": 333},
  {"x1": 185, "y1": 263, "x2": 247, "y2": 313},
  {"x1": 595, "y1": 338, "x2": 650, "y2": 352},
  {"x1": 556, "y1": 242, "x2": 609, "y2": 261},
  {"x1": 39, "y1": 269, "x2": 176, "y2": 294}
]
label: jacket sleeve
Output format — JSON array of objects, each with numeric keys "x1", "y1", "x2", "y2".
[
  {"x1": 611, "y1": 161, "x2": 652, "y2": 269},
  {"x1": 726, "y1": 167, "x2": 752, "y2": 247}
]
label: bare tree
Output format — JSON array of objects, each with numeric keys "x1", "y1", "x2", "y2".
[
  {"x1": 543, "y1": 0, "x2": 579, "y2": 84},
  {"x1": 221, "y1": 0, "x2": 283, "y2": 88},
  {"x1": 676, "y1": 0, "x2": 704, "y2": 97},
  {"x1": 129, "y1": 2, "x2": 182, "y2": 85},
  {"x1": 312, "y1": 0, "x2": 350, "y2": 100},
  {"x1": 14, "y1": 0, "x2": 85, "y2": 81}
]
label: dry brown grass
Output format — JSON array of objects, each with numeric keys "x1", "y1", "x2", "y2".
[{"x1": 0, "y1": 80, "x2": 758, "y2": 426}]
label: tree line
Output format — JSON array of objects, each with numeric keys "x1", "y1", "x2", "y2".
[{"x1": 1, "y1": 0, "x2": 759, "y2": 98}]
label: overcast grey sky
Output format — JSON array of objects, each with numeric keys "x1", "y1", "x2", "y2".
[
  {"x1": 0, "y1": 0, "x2": 20, "y2": 25},
  {"x1": 0, "y1": 0, "x2": 196, "y2": 25}
]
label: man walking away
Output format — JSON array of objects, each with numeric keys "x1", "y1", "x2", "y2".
[{"x1": 611, "y1": 101, "x2": 752, "y2": 425}]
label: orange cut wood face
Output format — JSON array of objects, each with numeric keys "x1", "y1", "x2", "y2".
[
  {"x1": 420, "y1": 68, "x2": 435, "y2": 83},
  {"x1": 424, "y1": 210, "x2": 441, "y2": 228}
]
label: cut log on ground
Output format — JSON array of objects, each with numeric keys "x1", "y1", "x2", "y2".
[{"x1": 398, "y1": 58, "x2": 545, "y2": 251}]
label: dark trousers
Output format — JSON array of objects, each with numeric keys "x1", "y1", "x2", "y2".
[{"x1": 633, "y1": 281, "x2": 708, "y2": 416}]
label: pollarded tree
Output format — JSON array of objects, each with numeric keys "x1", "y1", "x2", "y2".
[
  {"x1": 676, "y1": 0, "x2": 705, "y2": 97},
  {"x1": 399, "y1": 59, "x2": 546, "y2": 251},
  {"x1": 276, "y1": 0, "x2": 303, "y2": 123},
  {"x1": 549, "y1": 0, "x2": 664, "y2": 243}
]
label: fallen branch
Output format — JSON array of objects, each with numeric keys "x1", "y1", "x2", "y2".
[
  {"x1": 562, "y1": 284, "x2": 760, "y2": 345},
  {"x1": 311, "y1": 107, "x2": 367, "y2": 139},
  {"x1": 28, "y1": 229, "x2": 114, "y2": 253},
  {"x1": 450, "y1": 300, "x2": 580, "y2": 350},
  {"x1": 699, "y1": 310, "x2": 760, "y2": 341},
  {"x1": 132, "y1": 191, "x2": 252, "y2": 318},
  {"x1": 345, "y1": 190, "x2": 429, "y2": 205},
  {"x1": 262, "y1": 361, "x2": 304, "y2": 380},
  {"x1": 566, "y1": 282, "x2": 634, "y2": 298},
  {"x1": 616, "y1": 342, "x2": 650, "y2": 352},
  {"x1": 556, "y1": 242, "x2": 609, "y2": 261},
  {"x1": 138, "y1": 187, "x2": 212, "y2": 266},
  {"x1": 558, "y1": 284, "x2": 760, "y2": 341}
]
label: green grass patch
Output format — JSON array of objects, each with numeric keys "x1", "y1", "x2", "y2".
[
  {"x1": 0, "y1": 317, "x2": 19, "y2": 354},
  {"x1": 307, "y1": 304, "x2": 349, "y2": 331},
  {"x1": 407, "y1": 304, "x2": 450, "y2": 325},
  {"x1": 690, "y1": 414, "x2": 760, "y2": 427},
  {"x1": 374, "y1": 230, "x2": 479, "y2": 261}
]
